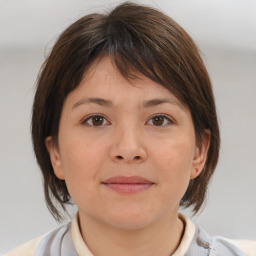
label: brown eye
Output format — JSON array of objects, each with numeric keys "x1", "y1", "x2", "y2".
[
  {"x1": 152, "y1": 116, "x2": 164, "y2": 126},
  {"x1": 147, "y1": 115, "x2": 172, "y2": 127},
  {"x1": 84, "y1": 115, "x2": 109, "y2": 127}
]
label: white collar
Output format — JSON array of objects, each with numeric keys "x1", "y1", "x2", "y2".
[{"x1": 71, "y1": 212, "x2": 195, "y2": 256}]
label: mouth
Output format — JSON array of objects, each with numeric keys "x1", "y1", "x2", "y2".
[{"x1": 102, "y1": 176, "x2": 154, "y2": 193}]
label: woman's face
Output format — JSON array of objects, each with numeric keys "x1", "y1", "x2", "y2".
[{"x1": 46, "y1": 56, "x2": 209, "y2": 230}]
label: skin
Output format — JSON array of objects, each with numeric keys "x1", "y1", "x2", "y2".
[{"x1": 46, "y1": 56, "x2": 210, "y2": 256}]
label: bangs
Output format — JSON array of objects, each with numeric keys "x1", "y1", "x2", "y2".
[{"x1": 79, "y1": 14, "x2": 189, "y2": 107}]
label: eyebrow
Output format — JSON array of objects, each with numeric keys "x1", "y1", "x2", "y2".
[
  {"x1": 72, "y1": 97, "x2": 184, "y2": 109},
  {"x1": 73, "y1": 97, "x2": 113, "y2": 109},
  {"x1": 142, "y1": 98, "x2": 184, "y2": 109}
]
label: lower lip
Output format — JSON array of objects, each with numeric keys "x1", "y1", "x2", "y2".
[{"x1": 103, "y1": 183, "x2": 153, "y2": 193}]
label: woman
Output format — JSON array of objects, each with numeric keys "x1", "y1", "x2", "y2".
[{"x1": 6, "y1": 2, "x2": 255, "y2": 255}]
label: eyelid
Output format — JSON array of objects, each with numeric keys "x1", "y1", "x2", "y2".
[
  {"x1": 81, "y1": 114, "x2": 110, "y2": 126},
  {"x1": 146, "y1": 114, "x2": 175, "y2": 126},
  {"x1": 80, "y1": 113, "x2": 175, "y2": 127}
]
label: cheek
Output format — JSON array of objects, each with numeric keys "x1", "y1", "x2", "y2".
[
  {"x1": 58, "y1": 138, "x2": 107, "y2": 208},
  {"x1": 59, "y1": 136, "x2": 108, "y2": 188},
  {"x1": 154, "y1": 138, "x2": 194, "y2": 171},
  {"x1": 152, "y1": 140, "x2": 194, "y2": 194},
  {"x1": 61, "y1": 132, "x2": 106, "y2": 166}
]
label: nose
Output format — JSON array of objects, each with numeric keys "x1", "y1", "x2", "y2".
[{"x1": 109, "y1": 124, "x2": 147, "y2": 164}]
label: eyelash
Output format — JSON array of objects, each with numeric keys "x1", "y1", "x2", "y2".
[
  {"x1": 82, "y1": 114, "x2": 174, "y2": 127},
  {"x1": 147, "y1": 114, "x2": 174, "y2": 126},
  {"x1": 82, "y1": 114, "x2": 110, "y2": 127}
]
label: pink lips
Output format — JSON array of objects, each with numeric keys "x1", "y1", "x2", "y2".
[{"x1": 102, "y1": 176, "x2": 154, "y2": 193}]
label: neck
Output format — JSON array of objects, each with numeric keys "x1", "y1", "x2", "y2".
[{"x1": 78, "y1": 211, "x2": 184, "y2": 256}]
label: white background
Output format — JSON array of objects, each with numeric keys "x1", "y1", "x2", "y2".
[{"x1": 0, "y1": 0, "x2": 256, "y2": 253}]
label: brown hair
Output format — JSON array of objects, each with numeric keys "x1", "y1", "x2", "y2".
[{"x1": 32, "y1": 2, "x2": 220, "y2": 221}]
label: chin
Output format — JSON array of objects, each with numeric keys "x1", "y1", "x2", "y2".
[{"x1": 102, "y1": 209, "x2": 159, "y2": 231}]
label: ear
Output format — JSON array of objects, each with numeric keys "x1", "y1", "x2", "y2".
[
  {"x1": 190, "y1": 130, "x2": 211, "y2": 179},
  {"x1": 45, "y1": 136, "x2": 65, "y2": 180}
]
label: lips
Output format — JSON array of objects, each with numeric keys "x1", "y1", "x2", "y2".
[{"x1": 102, "y1": 176, "x2": 154, "y2": 193}]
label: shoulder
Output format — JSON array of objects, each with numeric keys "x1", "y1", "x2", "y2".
[
  {"x1": 4, "y1": 223, "x2": 72, "y2": 256},
  {"x1": 178, "y1": 214, "x2": 255, "y2": 256},
  {"x1": 210, "y1": 235, "x2": 254, "y2": 255},
  {"x1": 188, "y1": 226, "x2": 255, "y2": 256},
  {"x1": 4, "y1": 236, "x2": 43, "y2": 256},
  {"x1": 231, "y1": 239, "x2": 256, "y2": 256}
]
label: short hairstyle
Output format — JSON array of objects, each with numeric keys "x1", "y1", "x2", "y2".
[{"x1": 32, "y1": 2, "x2": 220, "y2": 221}]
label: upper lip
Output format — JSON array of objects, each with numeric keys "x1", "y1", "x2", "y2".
[{"x1": 102, "y1": 176, "x2": 154, "y2": 184}]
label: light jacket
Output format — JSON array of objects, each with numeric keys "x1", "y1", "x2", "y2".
[{"x1": 6, "y1": 214, "x2": 255, "y2": 256}]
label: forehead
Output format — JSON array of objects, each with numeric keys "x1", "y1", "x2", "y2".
[{"x1": 67, "y1": 56, "x2": 184, "y2": 109}]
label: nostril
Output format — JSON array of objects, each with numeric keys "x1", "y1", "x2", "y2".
[{"x1": 115, "y1": 155, "x2": 142, "y2": 160}]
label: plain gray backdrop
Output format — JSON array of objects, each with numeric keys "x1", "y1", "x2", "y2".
[{"x1": 0, "y1": 0, "x2": 256, "y2": 253}]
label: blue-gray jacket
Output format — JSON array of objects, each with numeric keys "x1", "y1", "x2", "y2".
[{"x1": 32, "y1": 223, "x2": 249, "y2": 256}]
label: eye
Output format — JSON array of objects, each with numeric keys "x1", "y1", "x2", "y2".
[
  {"x1": 83, "y1": 115, "x2": 109, "y2": 127},
  {"x1": 147, "y1": 115, "x2": 173, "y2": 127}
]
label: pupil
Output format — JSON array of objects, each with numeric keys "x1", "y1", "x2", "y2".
[
  {"x1": 93, "y1": 116, "x2": 103, "y2": 126},
  {"x1": 153, "y1": 116, "x2": 164, "y2": 126}
]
